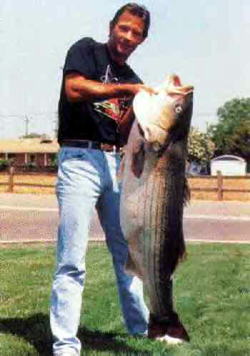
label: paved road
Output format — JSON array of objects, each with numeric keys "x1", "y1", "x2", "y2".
[{"x1": 0, "y1": 193, "x2": 250, "y2": 244}]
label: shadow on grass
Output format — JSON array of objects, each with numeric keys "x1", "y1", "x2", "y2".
[{"x1": 0, "y1": 313, "x2": 150, "y2": 355}]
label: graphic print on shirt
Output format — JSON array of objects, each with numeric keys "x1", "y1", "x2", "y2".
[{"x1": 93, "y1": 65, "x2": 130, "y2": 123}]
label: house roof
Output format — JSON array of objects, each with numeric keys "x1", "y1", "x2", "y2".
[
  {"x1": 211, "y1": 155, "x2": 246, "y2": 163},
  {"x1": 0, "y1": 138, "x2": 59, "y2": 154}
]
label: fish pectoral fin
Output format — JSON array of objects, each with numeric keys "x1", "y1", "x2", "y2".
[
  {"x1": 125, "y1": 252, "x2": 137, "y2": 275},
  {"x1": 117, "y1": 154, "x2": 125, "y2": 182},
  {"x1": 131, "y1": 144, "x2": 145, "y2": 178}
]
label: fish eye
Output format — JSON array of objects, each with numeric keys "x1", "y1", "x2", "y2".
[
  {"x1": 175, "y1": 105, "x2": 183, "y2": 114},
  {"x1": 152, "y1": 142, "x2": 161, "y2": 151}
]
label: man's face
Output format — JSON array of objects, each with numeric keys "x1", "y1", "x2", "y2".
[{"x1": 108, "y1": 10, "x2": 145, "y2": 65}]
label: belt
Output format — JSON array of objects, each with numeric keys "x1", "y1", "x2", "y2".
[{"x1": 61, "y1": 140, "x2": 122, "y2": 153}]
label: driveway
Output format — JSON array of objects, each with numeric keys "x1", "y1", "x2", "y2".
[{"x1": 0, "y1": 194, "x2": 250, "y2": 244}]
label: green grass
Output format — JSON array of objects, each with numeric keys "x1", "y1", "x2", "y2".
[{"x1": 0, "y1": 243, "x2": 250, "y2": 355}]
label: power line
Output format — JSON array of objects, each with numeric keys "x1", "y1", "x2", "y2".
[
  {"x1": 0, "y1": 112, "x2": 59, "y2": 139},
  {"x1": 0, "y1": 112, "x2": 57, "y2": 118}
]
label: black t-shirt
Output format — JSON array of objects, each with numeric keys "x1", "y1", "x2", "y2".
[{"x1": 57, "y1": 37, "x2": 142, "y2": 145}]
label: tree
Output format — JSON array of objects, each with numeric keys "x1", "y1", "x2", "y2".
[
  {"x1": 188, "y1": 126, "x2": 215, "y2": 165},
  {"x1": 208, "y1": 98, "x2": 250, "y2": 159}
]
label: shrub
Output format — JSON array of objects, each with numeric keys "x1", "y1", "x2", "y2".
[{"x1": 0, "y1": 159, "x2": 9, "y2": 172}]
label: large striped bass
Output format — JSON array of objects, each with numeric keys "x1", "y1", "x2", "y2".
[{"x1": 120, "y1": 74, "x2": 194, "y2": 343}]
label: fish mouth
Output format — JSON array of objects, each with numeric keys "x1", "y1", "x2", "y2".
[
  {"x1": 159, "y1": 74, "x2": 194, "y2": 96},
  {"x1": 133, "y1": 74, "x2": 194, "y2": 153},
  {"x1": 138, "y1": 123, "x2": 170, "y2": 152}
]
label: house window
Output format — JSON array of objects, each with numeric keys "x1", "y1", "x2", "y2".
[
  {"x1": 8, "y1": 153, "x2": 16, "y2": 164},
  {"x1": 29, "y1": 154, "x2": 36, "y2": 163},
  {"x1": 8, "y1": 154, "x2": 16, "y2": 159}
]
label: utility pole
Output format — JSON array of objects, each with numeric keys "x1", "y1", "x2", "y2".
[{"x1": 24, "y1": 115, "x2": 30, "y2": 137}]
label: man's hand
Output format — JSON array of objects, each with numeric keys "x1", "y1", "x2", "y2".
[{"x1": 136, "y1": 84, "x2": 158, "y2": 96}]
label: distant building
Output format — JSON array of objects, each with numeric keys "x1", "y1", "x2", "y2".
[
  {"x1": 210, "y1": 155, "x2": 247, "y2": 176},
  {"x1": 0, "y1": 137, "x2": 59, "y2": 168}
]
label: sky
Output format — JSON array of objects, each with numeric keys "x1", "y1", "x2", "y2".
[{"x1": 0, "y1": 0, "x2": 249, "y2": 139}]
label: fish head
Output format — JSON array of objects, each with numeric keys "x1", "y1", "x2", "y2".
[{"x1": 133, "y1": 74, "x2": 194, "y2": 151}]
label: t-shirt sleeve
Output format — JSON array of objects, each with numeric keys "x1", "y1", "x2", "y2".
[{"x1": 63, "y1": 38, "x2": 96, "y2": 79}]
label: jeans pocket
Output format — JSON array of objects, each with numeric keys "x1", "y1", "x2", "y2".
[
  {"x1": 59, "y1": 148, "x2": 86, "y2": 163},
  {"x1": 57, "y1": 149, "x2": 82, "y2": 190}
]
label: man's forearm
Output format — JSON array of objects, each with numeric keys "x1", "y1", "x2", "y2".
[{"x1": 65, "y1": 73, "x2": 141, "y2": 103}]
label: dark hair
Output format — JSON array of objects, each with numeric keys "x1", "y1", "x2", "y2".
[{"x1": 110, "y1": 3, "x2": 150, "y2": 39}]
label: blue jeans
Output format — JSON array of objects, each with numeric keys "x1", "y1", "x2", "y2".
[{"x1": 50, "y1": 147, "x2": 149, "y2": 355}]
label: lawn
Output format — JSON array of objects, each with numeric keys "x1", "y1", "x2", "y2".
[{"x1": 0, "y1": 244, "x2": 250, "y2": 355}]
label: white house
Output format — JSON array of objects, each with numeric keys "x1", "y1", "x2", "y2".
[{"x1": 210, "y1": 155, "x2": 247, "y2": 176}]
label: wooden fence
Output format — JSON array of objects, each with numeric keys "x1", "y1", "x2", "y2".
[
  {"x1": 0, "y1": 168, "x2": 250, "y2": 201},
  {"x1": 189, "y1": 172, "x2": 250, "y2": 201},
  {"x1": 0, "y1": 168, "x2": 55, "y2": 193}
]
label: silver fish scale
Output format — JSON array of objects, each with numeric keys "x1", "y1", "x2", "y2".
[{"x1": 121, "y1": 81, "x2": 193, "y2": 335}]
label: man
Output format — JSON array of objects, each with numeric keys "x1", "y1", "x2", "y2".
[{"x1": 50, "y1": 4, "x2": 152, "y2": 355}]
